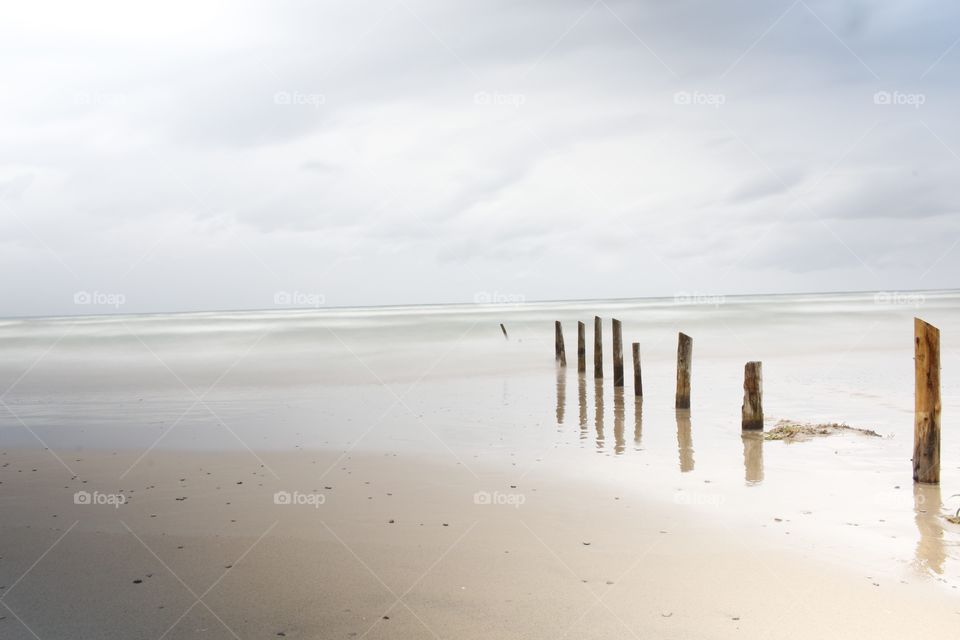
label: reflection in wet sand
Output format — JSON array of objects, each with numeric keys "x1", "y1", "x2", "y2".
[
  {"x1": 555, "y1": 368, "x2": 566, "y2": 425},
  {"x1": 676, "y1": 409, "x2": 694, "y2": 472},
  {"x1": 741, "y1": 431, "x2": 764, "y2": 484},
  {"x1": 633, "y1": 397, "x2": 643, "y2": 450},
  {"x1": 594, "y1": 379, "x2": 604, "y2": 449},
  {"x1": 578, "y1": 374, "x2": 587, "y2": 440},
  {"x1": 613, "y1": 387, "x2": 625, "y2": 454},
  {"x1": 914, "y1": 484, "x2": 946, "y2": 576}
]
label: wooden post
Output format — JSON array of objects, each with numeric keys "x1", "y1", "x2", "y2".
[
  {"x1": 577, "y1": 321, "x2": 586, "y2": 374},
  {"x1": 675, "y1": 332, "x2": 692, "y2": 409},
  {"x1": 612, "y1": 319, "x2": 624, "y2": 387},
  {"x1": 555, "y1": 321, "x2": 567, "y2": 367},
  {"x1": 593, "y1": 316, "x2": 603, "y2": 379},
  {"x1": 500, "y1": 323, "x2": 509, "y2": 340},
  {"x1": 741, "y1": 361, "x2": 763, "y2": 430},
  {"x1": 914, "y1": 318, "x2": 941, "y2": 484},
  {"x1": 631, "y1": 342, "x2": 642, "y2": 397}
]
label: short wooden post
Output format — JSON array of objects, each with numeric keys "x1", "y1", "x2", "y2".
[
  {"x1": 631, "y1": 342, "x2": 642, "y2": 397},
  {"x1": 555, "y1": 321, "x2": 567, "y2": 367},
  {"x1": 612, "y1": 319, "x2": 624, "y2": 387},
  {"x1": 914, "y1": 318, "x2": 941, "y2": 484},
  {"x1": 577, "y1": 321, "x2": 586, "y2": 374},
  {"x1": 741, "y1": 361, "x2": 763, "y2": 430},
  {"x1": 593, "y1": 316, "x2": 603, "y2": 379},
  {"x1": 675, "y1": 332, "x2": 692, "y2": 409}
]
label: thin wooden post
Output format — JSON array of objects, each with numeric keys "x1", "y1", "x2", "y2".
[
  {"x1": 612, "y1": 319, "x2": 624, "y2": 387},
  {"x1": 631, "y1": 342, "x2": 642, "y2": 397},
  {"x1": 593, "y1": 316, "x2": 603, "y2": 379},
  {"x1": 675, "y1": 332, "x2": 692, "y2": 409},
  {"x1": 577, "y1": 321, "x2": 586, "y2": 374},
  {"x1": 555, "y1": 321, "x2": 567, "y2": 367},
  {"x1": 500, "y1": 323, "x2": 509, "y2": 340},
  {"x1": 914, "y1": 318, "x2": 941, "y2": 484},
  {"x1": 741, "y1": 361, "x2": 763, "y2": 430}
]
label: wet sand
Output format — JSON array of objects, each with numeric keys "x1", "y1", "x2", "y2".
[{"x1": 1, "y1": 447, "x2": 958, "y2": 639}]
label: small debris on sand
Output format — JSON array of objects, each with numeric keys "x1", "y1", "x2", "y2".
[{"x1": 764, "y1": 420, "x2": 882, "y2": 442}]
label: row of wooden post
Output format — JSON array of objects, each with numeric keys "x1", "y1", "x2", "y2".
[{"x1": 554, "y1": 316, "x2": 943, "y2": 485}]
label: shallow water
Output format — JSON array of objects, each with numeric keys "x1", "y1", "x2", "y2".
[{"x1": 1, "y1": 290, "x2": 958, "y2": 589}]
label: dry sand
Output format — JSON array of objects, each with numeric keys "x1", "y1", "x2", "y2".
[{"x1": 1, "y1": 446, "x2": 958, "y2": 639}]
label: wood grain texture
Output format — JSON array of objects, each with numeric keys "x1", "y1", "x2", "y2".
[
  {"x1": 631, "y1": 342, "x2": 642, "y2": 397},
  {"x1": 554, "y1": 321, "x2": 567, "y2": 367},
  {"x1": 741, "y1": 361, "x2": 763, "y2": 430},
  {"x1": 594, "y1": 316, "x2": 603, "y2": 379},
  {"x1": 612, "y1": 318, "x2": 624, "y2": 387},
  {"x1": 914, "y1": 318, "x2": 941, "y2": 484},
  {"x1": 675, "y1": 332, "x2": 693, "y2": 409},
  {"x1": 577, "y1": 321, "x2": 586, "y2": 374}
]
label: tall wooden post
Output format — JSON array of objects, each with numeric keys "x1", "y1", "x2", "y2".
[
  {"x1": 914, "y1": 318, "x2": 941, "y2": 484},
  {"x1": 555, "y1": 321, "x2": 567, "y2": 367},
  {"x1": 675, "y1": 332, "x2": 692, "y2": 409},
  {"x1": 612, "y1": 319, "x2": 624, "y2": 387},
  {"x1": 741, "y1": 361, "x2": 763, "y2": 430},
  {"x1": 577, "y1": 321, "x2": 586, "y2": 374},
  {"x1": 593, "y1": 316, "x2": 603, "y2": 379},
  {"x1": 631, "y1": 342, "x2": 642, "y2": 397}
]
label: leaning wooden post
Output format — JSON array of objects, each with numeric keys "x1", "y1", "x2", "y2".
[
  {"x1": 741, "y1": 362, "x2": 763, "y2": 430},
  {"x1": 914, "y1": 318, "x2": 941, "y2": 484},
  {"x1": 593, "y1": 316, "x2": 603, "y2": 379},
  {"x1": 577, "y1": 321, "x2": 586, "y2": 374},
  {"x1": 631, "y1": 342, "x2": 642, "y2": 397},
  {"x1": 555, "y1": 321, "x2": 567, "y2": 367},
  {"x1": 675, "y1": 332, "x2": 692, "y2": 409},
  {"x1": 612, "y1": 319, "x2": 624, "y2": 387}
]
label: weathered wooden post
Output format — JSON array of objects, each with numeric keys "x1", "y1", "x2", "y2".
[
  {"x1": 741, "y1": 361, "x2": 763, "y2": 430},
  {"x1": 675, "y1": 332, "x2": 692, "y2": 409},
  {"x1": 554, "y1": 321, "x2": 567, "y2": 366},
  {"x1": 500, "y1": 323, "x2": 509, "y2": 340},
  {"x1": 593, "y1": 316, "x2": 603, "y2": 379},
  {"x1": 914, "y1": 318, "x2": 941, "y2": 484},
  {"x1": 612, "y1": 319, "x2": 624, "y2": 387},
  {"x1": 577, "y1": 321, "x2": 586, "y2": 374},
  {"x1": 631, "y1": 342, "x2": 642, "y2": 397}
]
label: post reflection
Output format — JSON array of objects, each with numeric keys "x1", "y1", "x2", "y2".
[
  {"x1": 555, "y1": 368, "x2": 566, "y2": 425},
  {"x1": 676, "y1": 409, "x2": 694, "y2": 472},
  {"x1": 741, "y1": 431, "x2": 764, "y2": 484},
  {"x1": 633, "y1": 397, "x2": 643, "y2": 450},
  {"x1": 578, "y1": 374, "x2": 587, "y2": 440},
  {"x1": 913, "y1": 483, "x2": 946, "y2": 576},
  {"x1": 613, "y1": 387, "x2": 625, "y2": 454},
  {"x1": 594, "y1": 379, "x2": 604, "y2": 449}
]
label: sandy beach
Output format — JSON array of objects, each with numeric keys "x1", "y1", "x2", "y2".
[
  {"x1": 1, "y1": 292, "x2": 959, "y2": 638},
  {"x1": 1, "y1": 448, "x2": 958, "y2": 640}
]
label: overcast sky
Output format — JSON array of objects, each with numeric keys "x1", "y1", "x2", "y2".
[{"x1": 1, "y1": 0, "x2": 959, "y2": 316}]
